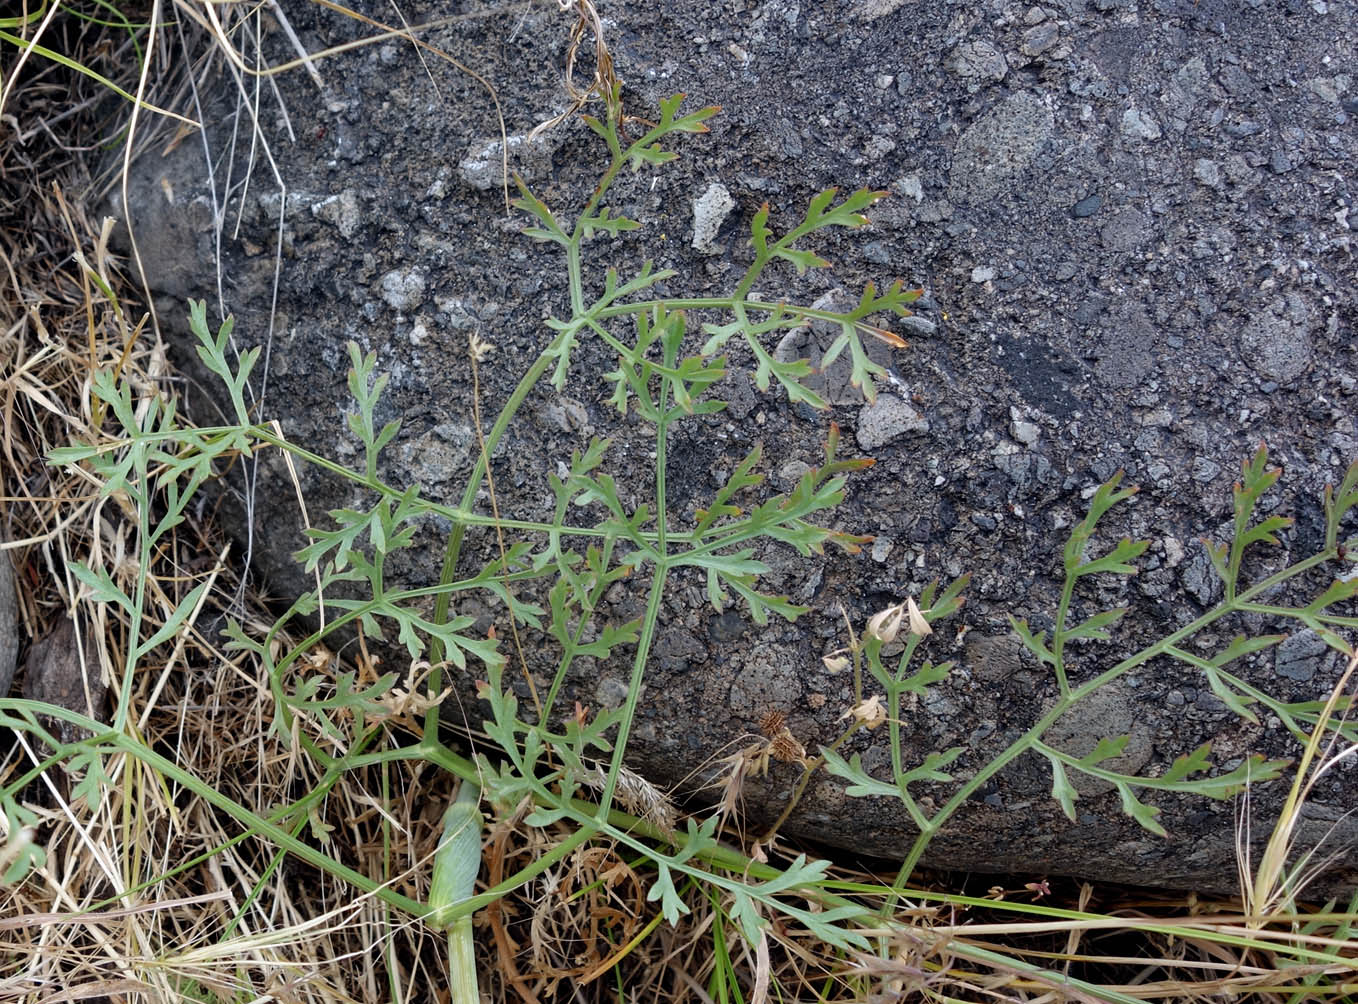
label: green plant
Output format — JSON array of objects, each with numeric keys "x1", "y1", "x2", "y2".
[
  {"x1": 823, "y1": 454, "x2": 1358, "y2": 905},
  {"x1": 7, "y1": 82, "x2": 1358, "y2": 1001}
]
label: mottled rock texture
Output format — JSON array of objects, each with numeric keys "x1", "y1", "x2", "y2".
[{"x1": 118, "y1": 0, "x2": 1357, "y2": 894}]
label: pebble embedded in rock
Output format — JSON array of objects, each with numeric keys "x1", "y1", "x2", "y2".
[
  {"x1": 458, "y1": 133, "x2": 558, "y2": 191},
  {"x1": 1269, "y1": 149, "x2": 1296, "y2": 174},
  {"x1": 1241, "y1": 294, "x2": 1313, "y2": 383},
  {"x1": 861, "y1": 240, "x2": 892, "y2": 264},
  {"x1": 899, "y1": 314, "x2": 937, "y2": 337},
  {"x1": 1100, "y1": 208, "x2": 1151, "y2": 252},
  {"x1": 948, "y1": 39, "x2": 1008, "y2": 92},
  {"x1": 1072, "y1": 193, "x2": 1103, "y2": 217},
  {"x1": 948, "y1": 91, "x2": 1054, "y2": 205},
  {"x1": 1023, "y1": 21, "x2": 1060, "y2": 56},
  {"x1": 1191, "y1": 457, "x2": 1221, "y2": 483},
  {"x1": 776, "y1": 459, "x2": 813, "y2": 490},
  {"x1": 691, "y1": 182, "x2": 735, "y2": 255},
  {"x1": 311, "y1": 188, "x2": 361, "y2": 239},
  {"x1": 1193, "y1": 159, "x2": 1222, "y2": 187},
  {"x1": 856, "y1": 394, "x2": 930, "y2": 450},
  {"x1": 1121, "y1": 106, "x2": 1163, "y2": 141},
  {"x1": 1011, "y1": 419, "x2": 1041, "y2": 446},
  {"x1": 1276, "y1": 629, "x2": 1330, "y2": 682},
  {"x1": 380, "y1": 267, "x2": 426, "y2": 312}
]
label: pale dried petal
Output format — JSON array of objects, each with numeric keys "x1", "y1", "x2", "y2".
[
  {"x1": 822, "y1": 654, "x2": 850, "y2": 673},
  {"x1": 866, "y1": 602, "x2": 905, "y2": 643},
  {"x1": 907, "y1": 596, "x2": 932, "y2": 636},
  {"x1": 841, "y1": 693, "x2": 887, "y2": 729}
]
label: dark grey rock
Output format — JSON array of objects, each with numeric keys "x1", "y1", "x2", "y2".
[
  {"x1": 116, "y1": 0, "x2": 1358, "y2": 896},
  {"x1": 1045, "y1": 685, "x2": 1154, "y2": 797},
  {"x1": 965, "y1": 633, "x2": 1025, "y2": 683},
  {"x1": 1072, "y1": 193, "x2": 1103, "y2": 217},
  {"x1": 1275, "y1": 629, "x2": 1332, "y2": 683}
]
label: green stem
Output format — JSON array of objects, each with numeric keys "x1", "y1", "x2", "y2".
[
  {"x1": 889, "y1": 540, "x2": 1346, "y2": 893},
  {"x1": 595, "y1": 568, "x2": 668, "y2": 819},
  {"x1": 447, "y1": 919, "x2": 477, "y2": 1004},
  {"x1": 541, "y1": 538, "x2": 618, "y2": 722},
  {"x1": 1051, "y1": 565, "x2": 1076, "y2": 696},
  {"x1": 425, "y1": 346, "x2": 562, "y2": 738},
  {"x1": 762, "y1": 721, "x2": 864, "y2": 841}
]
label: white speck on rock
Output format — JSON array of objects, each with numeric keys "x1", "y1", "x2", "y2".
[
  {"x1": 380, "y1": 267, "x2": 426, "y2": 312},
  {"x1": 971, "y1": 265, "x2": 997, "y2": 283},
  {"x1": 897, "y1": 174, "x2": 925, "y2": 203},
  {"x1": 857, "y1": 394, "x2": 930, "y2": 450},
  {"x1": 692, "y1": 183, "x2": 735, "y2": 255}
]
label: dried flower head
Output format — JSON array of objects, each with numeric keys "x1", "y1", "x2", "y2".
[
  {"x1": 867, "y1": 597, "x2": 932, "y2": 643},
  {"x1": 768, "y1": 728, "x2": 808, "y2": 765},
  {"x1": 586, "y1": 765, "x2": 677, "y2": 837},
  {"x1": 757, "y1": 708, "x2": 788, "y2": 738},
  {"x1": 468, "y1": 331, "x2": 495, "y2": 363}
]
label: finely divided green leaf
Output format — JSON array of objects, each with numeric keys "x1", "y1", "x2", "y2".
[{"x1": 820, "y1": 748, "x2": 900, "y2": 799}]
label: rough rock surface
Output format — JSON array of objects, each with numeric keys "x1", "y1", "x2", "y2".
[{"x1": 117, "y1": 0, "x2": 1358, "y2": 894}]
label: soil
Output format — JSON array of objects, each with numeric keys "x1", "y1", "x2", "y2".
[{"x1": 116, "y1": 0, "x2": 1358, "y2": 894}]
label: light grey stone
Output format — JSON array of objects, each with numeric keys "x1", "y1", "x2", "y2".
[
  {"x1": 692, "y1": 182, "x2": 735, "y2": 255},
  {"x1": 380, "y1": 267, "x2": 426, "y2": 312},
  {"x1": 1121, "y1": 106, "x2": 1163, "y2": 141},
  {"x1": 1241, "y1": 295, "x2": 1314, "y2": 384},
  {"x1": 857, "y1": 394, "x2": 930, "y2": 449},
  {"x1": 948, "y1": 92, "x2": 1054, "y2": 205}
]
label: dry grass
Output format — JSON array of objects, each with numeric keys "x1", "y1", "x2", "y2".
[{"x1": 3, "y1": 3, "x2": 1357, "y2": 1003}]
